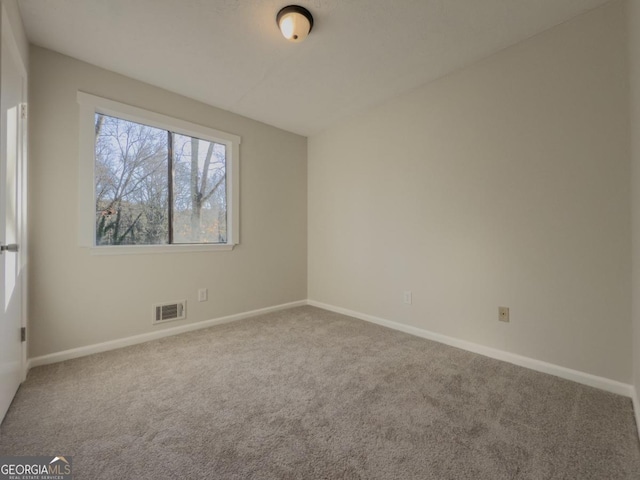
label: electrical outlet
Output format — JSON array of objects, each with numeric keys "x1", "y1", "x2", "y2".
[
  {"x1": 403, "y1": 291, "x2": 412, "y2": 305},
  {"x1": 499, "y1": 306, "x2": 509, "y2": 322},
  {"x1": 198, "y1": 288, "x2": 208, "y2": 302}
]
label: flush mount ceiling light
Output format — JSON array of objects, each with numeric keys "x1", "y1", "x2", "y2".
[{"x1": 277, "y1": 5, "x2": 314, "y2": 43}]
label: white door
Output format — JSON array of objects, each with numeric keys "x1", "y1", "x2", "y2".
[{"x1": 0, "y1": 6, "x2": 27, "y2": 422}]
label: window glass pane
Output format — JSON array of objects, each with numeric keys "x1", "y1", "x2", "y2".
[
  {"x1": 172, "y1": 133, "x2": 227, "y2": 244},
  {"x1": 95, "y1": 114, "x2": 169, "y2": 245}
]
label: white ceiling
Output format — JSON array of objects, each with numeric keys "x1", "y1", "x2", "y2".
[{"x1": 18, "y1": 0, "x2": 611, "y2": 136}]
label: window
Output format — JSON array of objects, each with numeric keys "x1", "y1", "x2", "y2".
[{"x1": 77, "y1": 92, "x2": 240, "y2": 253}]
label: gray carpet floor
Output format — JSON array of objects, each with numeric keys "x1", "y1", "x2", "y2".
[{"x1": 1, "y1": 306, "x2": 639, "y2": 479}]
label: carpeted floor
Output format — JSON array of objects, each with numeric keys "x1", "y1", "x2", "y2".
[{"x1": 1, "y1": 306, "x2": 639, "y2": 479}]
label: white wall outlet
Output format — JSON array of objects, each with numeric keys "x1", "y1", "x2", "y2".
[
  {"x1": 403, "y1": 291, "x2": 412, "y2": 305},
  {"x1": 499, "y1": 306, "x2": 510, "y2": 322},
  {"x1": 198, "y1": 288, "x2": 208, "y2": 302}
]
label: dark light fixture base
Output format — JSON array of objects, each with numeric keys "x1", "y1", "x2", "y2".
[{"x1": 276, "y1": 5, "x2": 314, "y2": 35}]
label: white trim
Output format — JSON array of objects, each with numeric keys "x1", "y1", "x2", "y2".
[
  {"x1": 76, "y1": 92, "x2": 241, "y2": 145},
  {"x1": 76, "y1": 91, "x2": 240, "y2": 249},
  {"x1": 25, "y1": 296, "x2": 640, "y2": 433},
  {"x1": 307, "y1": 300, "x2": 635, "y2": 398},
  {"x1": 1, "y1": 3, "x2": 29, "y2": 383},
  {"x1": 28, "y1": 300, "x2": 306, "y2": 368},
  {"x1": 90, "y1": 244, "x2": 235, "y2": 255},
  {"x1": 77, "y1": 99, "x2": 94, "y2": 247}
]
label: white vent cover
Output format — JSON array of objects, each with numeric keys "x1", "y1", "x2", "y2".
[{"x1": 153, "y1": 300, "x2": 186, "y2": 324}]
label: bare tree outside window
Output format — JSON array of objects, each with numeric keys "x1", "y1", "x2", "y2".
[
  {"x1": 173, "y1": 134, "x2": 227, "y2": 243},
  {"x1": 94, "y1": 114, "x2": 227, "y2": 246}
]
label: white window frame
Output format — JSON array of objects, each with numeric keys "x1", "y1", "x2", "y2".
[{"x1": 77, "y1": 92, "x2": 240, "y2": 255}]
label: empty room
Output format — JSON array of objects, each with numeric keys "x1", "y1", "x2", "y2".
[{"x1": 1, "y1": 0, "x2": 640, "y2": 478}]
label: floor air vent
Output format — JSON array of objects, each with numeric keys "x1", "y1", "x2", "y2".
[{"x1": 153, "y1": 301, "x2": 186, "y2": 324}]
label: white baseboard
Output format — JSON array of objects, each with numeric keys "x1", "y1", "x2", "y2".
[
  {"x1": 26, "y1": 298, "x2": 639, "y2": 439},
  {"x1": 28, "y1": 300, "x2": 307, "y2": 368},
  {"x1": 307, "y1": 300, "x2": 635, "y2": 398}
]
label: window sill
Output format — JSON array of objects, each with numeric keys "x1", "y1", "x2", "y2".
[{"x1": 89, "y1": 244, "x2": 236, "y2": 256}]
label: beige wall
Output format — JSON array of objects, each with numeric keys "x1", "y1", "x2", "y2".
[
  {"x1": 309, "y1": 1, "x2": 631, "y2": 382},
  {"x1": 629, "y1": 0, "x2": 640, "y2": 403},
  {"x1": 0, "y1": 0, "x2": 28, "y2": 66},
  {"x1": 29, "y1": 46, "x2": 307, "y2": 358}
]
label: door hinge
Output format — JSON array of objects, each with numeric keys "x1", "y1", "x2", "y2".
[
  {"x1": 20, "y1": 327, "x2": 26, "y2": 342},
  {"x1": 20, "y1": 104, "x2": 27, "y2": 120}
]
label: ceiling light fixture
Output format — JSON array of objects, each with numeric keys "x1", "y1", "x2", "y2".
[{"x1": 277, "y1": 5, "x2": 314, "y2": 43}]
